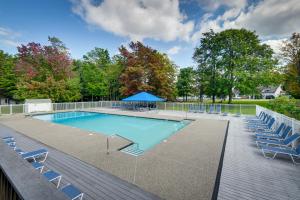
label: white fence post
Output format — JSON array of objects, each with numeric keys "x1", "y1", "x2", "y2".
[{"x1": 10, "y1": 104, "x2": 12, "y2": 114}]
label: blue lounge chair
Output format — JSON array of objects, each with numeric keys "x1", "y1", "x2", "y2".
[
  {"x1": 247, "y1": 115, "x2": 272, "y2": 127},
  {"x1": 256, "y1": 125, "x2": 291, "y2": 141},
  {"x1": 2, "y1": 136, "x2": 14, "y2": 141},
  {"x1": 15, "y1": 148, "x2": 26, "y2": 154},
  {"x1": 249, "y1": 118, "x2": 275, "y2": 132},
  {"x1": 32, "y1": 162, "x2": 44, "y2": 173},
  {"x1": 22, "y1": 149, "x2": 48, "y2": 162},
  {"x1": 4, "y1": 139, "x2": 16, "y2": 145},
  {"x1": 247, "y1": 114, "x2": 270, "y2": 125},
  {"x1": 261, "y1": 144, "x2": 300, "y2": 164},
  {"x1": 7, "y1": 142, "x2": 16, "y2": 150},
  {"x1": 199, "y1": 104, "x2": 205, "y2": 113},
  {"x1": 208, "y1": 105, "x2": 214, "y2": 114},
  {"x1": 216, "y1": 105, "x2": 221, "y2": 114},
  {"x1": 61, "y1": 184, "x2": 83, "y2": 200},
  {"x1": 256, "y1": 133, "x2": 300, "y2": 148},
  {"x1": 43, "y1": 170, "x2": 62, "y2": 188},
  {"x1": 255, "y1": 123, "x2": 285, "y2": 136}
]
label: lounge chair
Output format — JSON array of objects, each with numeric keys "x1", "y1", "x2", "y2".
[
  {"x1": 249, "y1": 118, "x2": 275, "y2": 132},
  {"x1": 2, "y1": 136, "x2": 14, "y2": 141},
  {"x1": 61, "y1": 184, "x2": 84, "y2": 200},
  {"x1": 208, "y1": 105, "x2": 214, "y2": 114},
  {"x1": 199, "y1": 104, "x2": 205, "y2": 113},
  {"x1": 261, "y1": 144, "x2": 300, "y2": 164},
  {"x1": 43, "y1": 170, "x2": 62, "y2": 188},
  {"x1": 256, "y1": 125, "x2": 291, "y2": 141},
  {"x1": 256, "y1": 123, "x2": 286, "y2": 136},
  {"x1": 256, "y1": 133, "x2": 300, "y2": 148},
  {"x1": 7, "y1": 142, "x2": 16, "y2": 150},
  {"x1": 15, "y1": 148, "x2": 26, "y2": 154},
  {"x1": 4, "y1": 139, "x2": 16, "y2": 145},
  {"x1": 22, "y1": 149, "x2": 48, "y2": 162},
  {"x1": 32, "y1": 162, "x2": 44, "y2": 173},
  {"x1": 246, "y1": 114, "x2": 270, "y2": 125},
  {"x1": 216, "y1": 105, "x2": 221, "y2": 114}
]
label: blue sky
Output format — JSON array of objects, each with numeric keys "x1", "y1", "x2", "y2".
[{"x1": 1, "y1": 0, "x2": 300, "y2": 67}]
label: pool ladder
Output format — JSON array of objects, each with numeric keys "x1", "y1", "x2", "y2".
[{"x1": 120, "y1": 143, "x2": 144, "y2": 156}]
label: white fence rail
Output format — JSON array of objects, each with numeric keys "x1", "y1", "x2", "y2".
[{"x1": 0, "y1": 101, "x2": 256, "y2": 116}]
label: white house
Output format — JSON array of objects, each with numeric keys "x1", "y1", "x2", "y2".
[{"x1": 261, "y1": 85, "x2": 284, "y2": 99}]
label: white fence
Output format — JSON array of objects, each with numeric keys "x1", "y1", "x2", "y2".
[{"x1": 0, "y1": 101, "x2": 256, "y2": 116}]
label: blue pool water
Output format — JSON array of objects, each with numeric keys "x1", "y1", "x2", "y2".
[{"x1": 33, "y1": 111, "x2": 190, "y2": 151}]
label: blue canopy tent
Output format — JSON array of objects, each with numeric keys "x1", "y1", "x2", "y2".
[{"x1": 121, "y1": 92, "x2": 165, "y2": 110}]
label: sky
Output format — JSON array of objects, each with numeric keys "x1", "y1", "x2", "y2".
[{"x1": 0, "y1": 0, "x2": 300, "y2": 67}]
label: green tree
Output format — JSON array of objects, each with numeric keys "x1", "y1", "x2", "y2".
[
  {"x1": 281, "y1": 33, "x2": 300, "y2": 98},
  {"x1": 194, "y1": 29, "x2": 277, "y2": 103},
  {"x1": 193, "y1": 30, "x2": 220, "y2": 103},
  {"x1": 0, "y1": 50, "x2": 16, "y2": 98},
  {"x1": 75, "y1": 47, "x2": 115, "y2": 100},
  {"x1": 75, "y1": 60, "x2": 108, "y2": 100},
  {"x1": 176, "y1": 67, "x2": 195, "y2": 101}
]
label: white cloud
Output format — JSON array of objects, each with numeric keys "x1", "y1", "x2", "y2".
[
  {"x1": 0, "y1": 39, "x2": 20, "y2": 47},
  {"x1": 194, "y1": 0, "x2": 247, "y2": 11},
  {"x1": 0, "y1": 26, "x2": 21, "y2": 47},
  {"x1": 71, "y1": 0, "x2": 194, "y2": 42},
  {"x1": 192, "y1": 0, "x2": 300, "y2": 42},
  {"x1": 262, "y1": 39, "x2": 285, "y2": 55},
  {"x1": 167, "y1": 46, "x2": 181, "y2": 55}
]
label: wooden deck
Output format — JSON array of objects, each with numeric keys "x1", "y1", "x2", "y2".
[
  {"x1": 0, "y1": 124, "x2": 160, "y2": 200},
  {"x1": 217, "y1": 117, "x2": 300, "y2": 200}
]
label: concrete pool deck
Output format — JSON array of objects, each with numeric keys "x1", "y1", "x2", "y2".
[{"x1": 0, "y1": 109, "x2": 228, "y2": 200}]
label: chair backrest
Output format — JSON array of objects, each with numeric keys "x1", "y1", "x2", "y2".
[
  {"x1": 216, "y1": 105, "x2": 221, "y2": 112},
  {"x1": 210, "y1": 105, "x2": 214, "y2": 112},
  {"x1": 200, "y1": 104, "x2": 205, "y2": 111},
  {"x1": 264, "y1": 115, "x2": 271, "y2": 123},
  {"x1": 283, "y1": 133, "x2": 300, "y2": 145},
  {"x1": 275, "y1": 123, "x2": 286, "y2": 135},
  {"x1": 267, "y1": 118, "x2": 275, "y2": 129},
  {"x1": 296, "y1": 144, "x2": 300, "y2": 154},
  {"x1": 281, "y1": 126, "x2": 292, "y2": 139}
]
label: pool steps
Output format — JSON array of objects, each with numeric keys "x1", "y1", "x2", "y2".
[{"x1": 120, "y1": 144, "x2": 144, "y2": 156}]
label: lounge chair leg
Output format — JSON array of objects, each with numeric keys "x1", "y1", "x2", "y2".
[
  {"x1": 57, "y1": 176, "x2": 62, "y2": 188},
  {"x1": 272, "y1": 152, "x2": 277, "y2": 159},
  {"x1": 41, "y1": 152, "x2": 48, "y2": 163},
  {"x1": 289, "y1": 155, "x2": 300, "y2": 165}
]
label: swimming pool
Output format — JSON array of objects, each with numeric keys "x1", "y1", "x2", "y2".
[{"x1": 33, "y1": 111, "x2": 190, "y2": 154}]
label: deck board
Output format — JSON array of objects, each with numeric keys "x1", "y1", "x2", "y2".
[
  {"x1": 217, "y1": 117, "x2": 300, "y2": 200},
  {"x1": 0, "y1": 124, "x2": 160, "y2": 200}
]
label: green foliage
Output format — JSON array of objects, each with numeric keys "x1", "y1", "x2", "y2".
[
  {"x1": 0, "y1": 50, "x2": 16, "y2": 98},
  {"x1": 14, "y1": 77, "x2": 81, "y2": 102},
  {"x1": 75, "y1": 47, "x2": 122, "y2": 100},
  {"x1": 193, "y1": 29, "x2": 278, "y2": 103},
  {"x1": 176, "y1": 67, "x2": 196, "y2": 101},
  {"x1": 266, "y1": 96, "x2": 300, "y2": 119}
]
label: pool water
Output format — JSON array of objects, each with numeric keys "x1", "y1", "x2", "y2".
[{"x1": 33, "y1": 111, "x2": 190, "y2": 151}]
